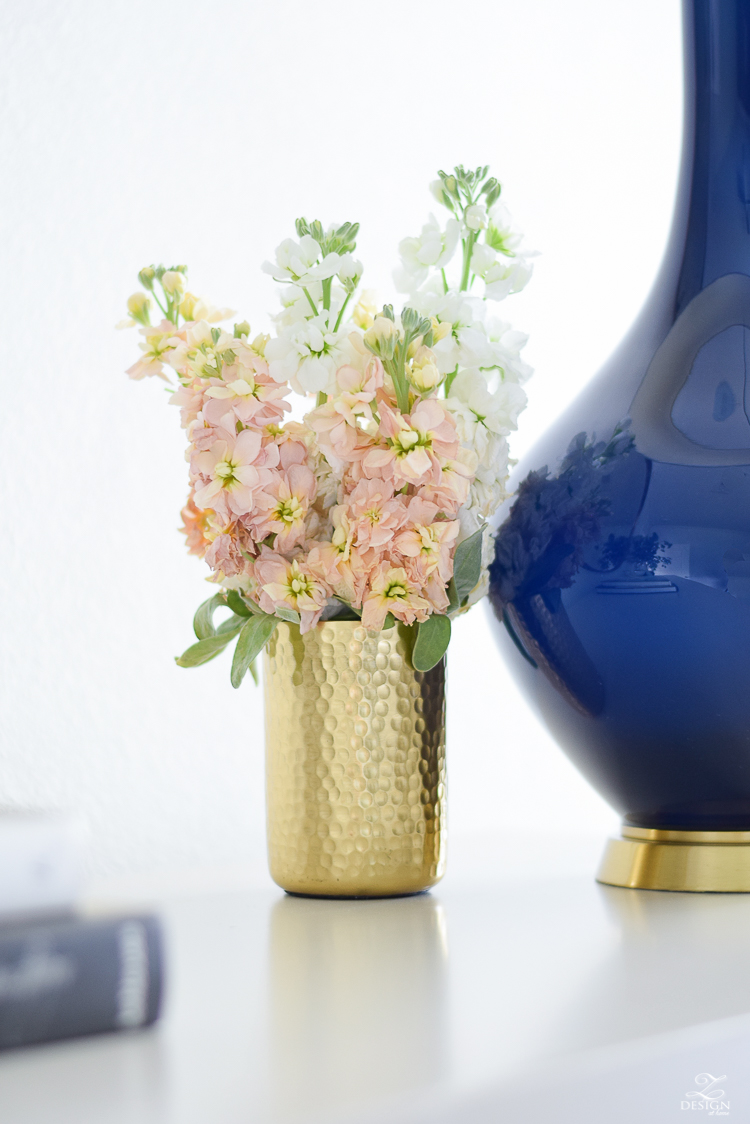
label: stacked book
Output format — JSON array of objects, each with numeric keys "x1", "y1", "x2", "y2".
[{"x1": 0, "y1": 810, "x2": 163, "y2": 1049}]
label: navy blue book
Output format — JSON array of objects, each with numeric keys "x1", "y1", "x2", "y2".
[{"x1": 0, "y1": 913, "x2": 163, "y2": 1049}]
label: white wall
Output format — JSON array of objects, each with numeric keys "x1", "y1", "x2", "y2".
[{"x1": 0, "y1": 0, "x2": 682, "y2": 878}]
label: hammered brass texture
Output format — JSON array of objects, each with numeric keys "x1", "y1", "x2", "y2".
[
  {"x1": 264, "y1": 621, "x2": 446, "y2": 897},
  {"x1": 597, "y1": 829, "x2": 750, "y2": 892}
]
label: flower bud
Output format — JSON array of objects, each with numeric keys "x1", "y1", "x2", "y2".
[
  {"x1": 430, "y1": 317, "x2": 453, "y2": 343},
  {"x1": 352, "y1": 291, "x2": 379, "y2": 330},
  {"x1": 138, "y1": 266, "x2": 155, "y2": 290},
  {"x1": 430, "y1": 179, "x2": 449, "y2": 206},
  {"x1": 179, "y1": 292, "x2": 200, "y2": 321},
  {"x1": 364, "y1": 316, "x2": 399, "y2": 359},
  {"x1": 233, "y1": 319, "x2": 251, "y2": 339},
  {"x1": 408, "y1": 346, "x2": 443, "y2": 393},
  {"x1": 162, "y1": 270, "x2": 186, "y2": 296},
  {"x1": 338, "y1": 256, "x2": 363, "y2": 283},
  {"x1": 250, "y1": 332, "x2": 269, "y2": 356},
  {"x1": 126, "y1": 291, "x2": 152, "y2": 325},
  {"x1": 482, "y1": 178, "x2": 502, "y2": 208}
]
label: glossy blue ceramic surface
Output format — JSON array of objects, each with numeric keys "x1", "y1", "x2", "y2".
[{"x1": 489, "y1": 0, "x2": 750, "y2": 830}]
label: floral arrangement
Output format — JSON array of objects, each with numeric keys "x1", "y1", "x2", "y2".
[{"x1": 118, "y1": 165, "x2": 533, "y2": 686}]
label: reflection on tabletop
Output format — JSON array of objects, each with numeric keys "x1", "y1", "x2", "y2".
[{"x1": 269, "y1": 894, "x2": 447, "y2": 1120}]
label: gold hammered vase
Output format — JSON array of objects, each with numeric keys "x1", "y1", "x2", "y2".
[{"x1": 263, "y1": 620, "x2": 446, "y2": 897}]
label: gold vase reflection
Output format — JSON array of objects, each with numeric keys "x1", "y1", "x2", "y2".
[
  {"x1": 267, "y1": 893, "x2": 448, "y2": 1121},
  {"x1": 264, "y1": 621, "x2": 446, "y2": 897}
]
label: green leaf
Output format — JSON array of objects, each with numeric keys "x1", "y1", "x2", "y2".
[
  {"x1": 193, "y1": 593, "x2": 227, "y2": 640},
  {"x1": 225, "y1": 590, "x2": 253, "y2": 618},
  {"x1": 412, "y1": 615, "x2": 451, "y2": 672},
  {"x1": 383, "y1": 613, "x2": 396, "y2": 630},
  {"x1": 275, "y1": 606, "x2": 300, "y2": 624},
  {"x1": 397, "y1": 621, "x2": 417, "y2": 666},
  {"x1": 446, "y1": 578, "x2": 460, "y2": 614},
  {"x1": 231, "y1": 615, "x2": 278, "y2": 689},
  {"x1": 176, "y1": 633, "x2": 236, "y2": 668},
  {"x1": 216, "y1": 615, "x2": 245, "y2": 636},
  {"x1": 248, "y1": 660, "x2": 259, "y2": 686},
  {"x1": 453, "y1": 525, "x2": 486, "y2": 605}
]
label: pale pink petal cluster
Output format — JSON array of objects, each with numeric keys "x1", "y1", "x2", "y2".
[{"x1": 126, "y1": 306, "x2": 491, "y2": 635}]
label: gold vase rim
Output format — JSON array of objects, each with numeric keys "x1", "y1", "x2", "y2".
[
  {"x1": 278, "y1": 619, "x2": 398, "y2": 637},
  {"x1": 622, "y1": 826, "x2": 750, "y2": 844}
]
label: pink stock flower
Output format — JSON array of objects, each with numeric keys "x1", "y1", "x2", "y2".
[
  {"x1": 255, "y1": 551, "x2": 330, "y2": 632},
  {"x1": 345, "y1": 478, "x2": 407, "y2": 550},
  {"x1": 180, "y1": 493, "x2": 211, "y2": 557},
  {"x1": 251, "y1": 463, "x2": 317, "y2": 553},
  {"x1": 360, "y1": 563, "x2": 431, "y2": 631},
  {"x1": 126, "y1": 321, "x2": 176, "y2": 381},
  {"x1": 423, "y1": 571, "x2": 451, "y2": 616},
  {"x1": 394, "y1": 509, "x2": 459, "y2": 584},
  {"x1": 202, "y1": 361, "x2": 291, "y2": 429},
  {"x1": 306, "y1": 507, "x2": 372, "y2": 605},
  {"x1": 192, "y1": 429, "x2": 278, "y2": 520},
  {"x1": 420, "y1": 446, "x2": 478, "y2": 513},
  {"x1": 306, "y1": 357, "x2": 382, "y2": 460},
  {"x1": 170, "y1": 381, "x2": 209, "y2": 429},
  {"x1": 335, "y1": 356, "x2": 383, "y2": 417},
  {"x1": 204, "y1": 531, "x2": 246, "y2": 577},
  {"x1": 363, "y1": 399, "x2": 459, "y2": 487},
  {"x1": 278, "y1": 438, "x2": 309, "y2": 469}
]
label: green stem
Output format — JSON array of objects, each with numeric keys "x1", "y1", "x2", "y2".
[
  {"x1": 316, "y1": 391, "x2": 327, "y2": 407},
  {"x1": 322, "y1": 277, "x2": 332, "y2": 311},
  {"x1": 152, "y1": 290, "x2": 168, "y2": 318},
  {"x1": 441, "y1": 268, "x2": 448, "y2": 294},
  {"x1": 391, "y1": 350, "x2": 410, "y2": 415},
  {"x1": 459, "y1": 232, "x2": 477, "y2": 291},
  {"x1": 302, "y1": 288, "x2": 318, "y2": 315},
  {"x1": 334, "y1": 292, "x2": 351, "y2": 331}
]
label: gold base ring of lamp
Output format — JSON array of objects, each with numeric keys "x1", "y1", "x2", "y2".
[
  {"x1": 263, "y1": 621, "x2": 446, "y2": 899},
  {"x1": 597, "y1": 826, "x2": 750, "y2": 892}
]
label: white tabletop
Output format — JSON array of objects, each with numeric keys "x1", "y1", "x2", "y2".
[{"x1": 1, "y1": 833, "x2": 749, "y2": 1124}]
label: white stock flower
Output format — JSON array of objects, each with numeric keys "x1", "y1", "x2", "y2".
[
  {"x1": 393, "y1": 215, "x2": 460, "y2": 292},
  {"x1": 487, "y1": 202, "x2": 525, "y2": 257},
  {"x1": 446, "y1": 370, "x2": 527, "y2": 460},
  {"x1": 464, "y1": 204, "x2": 487, "y2": 231},
  {"x1": 470, "y1": 242, "x2": 498, "y2": 277},
  {"x1": 272, "y1": 284, "x2": 320, "y2": 329},
  {"x1": 412, "y1": 290, "x2": 493, "y2": 374},
  {"x1": 337, "y1": 255, "x2": 363, "y2": 284},
  {"x1": 484, "y1": 256, "x2": 534, "y2": 301},
  {"x1": 484, "y1": 319, "x2": 533, "y2": 384},
  {"x1": 262, "y1": 235, "x2": 342, "y2": 286},
  {"x1": 265, "y1": 313, "x2": 345, "y2": 395},
  {"x1": 468, "y1": 436, "x2": 511, "y2": 517}
]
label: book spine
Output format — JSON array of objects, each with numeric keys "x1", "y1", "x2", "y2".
[{"x1": 0, "y1": 914, "x2": 163, "y2": 1049}]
